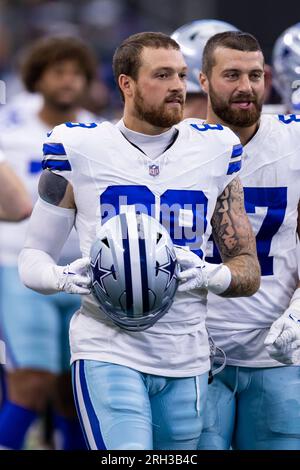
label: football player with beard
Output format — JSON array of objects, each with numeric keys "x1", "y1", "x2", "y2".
[
  {"x1": 194, "y1": 31, "x2": 300, "y2": 450},
  {"x1": 0, "y1": 36, "x2": 97, "y2": 450},
  {"x1": 18, "y1": 32, "x2": 260, "y2": 450},
  {"x1": 171, "y1": 19, "x2": 238, "y2": 120}
]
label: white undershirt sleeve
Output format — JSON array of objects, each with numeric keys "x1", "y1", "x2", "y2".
[{"x1": 18, "y1": 198, "x2": 76, "y2": 294}]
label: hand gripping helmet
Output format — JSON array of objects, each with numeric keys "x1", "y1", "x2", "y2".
[
  {"x1": 90, "y1": 212, "x2": 179, "y2": 332},
  {"x1": 272, "y1": 23, "x2": 300, "y2": 111},
  {"x1": 172, "y1": 19, "x2": 239, "y2": 93}
]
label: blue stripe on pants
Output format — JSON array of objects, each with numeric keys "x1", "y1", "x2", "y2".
[
  {"x1": 71, "y1": 363, "x2": 90, "y2": 449},
  {"x1": 76, "y1": 361, "x2": 106, "y2": 449}
]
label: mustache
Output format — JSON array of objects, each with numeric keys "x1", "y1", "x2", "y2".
[
  {"x1": 164, "y1": 93, "x2": 185, "y2": 104},
  {"x1": 54, "y1": 87, "x2": 79, "y2": 94},
  {"x1": 230, "y1": 93, "x2": 257, "y2": 103}
]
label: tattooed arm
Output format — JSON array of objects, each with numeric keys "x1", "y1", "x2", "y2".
[{"x1": 211, "y1": 177, "x2": 260, "y2": 297}]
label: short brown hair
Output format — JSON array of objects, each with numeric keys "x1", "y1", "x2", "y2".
[
  {"x1": 112, "y1": 32, "x2": 180, "y2": 100},
  {"x1": 202, "y1": 31, "x2": 263, "y2": 77},
  {"x1": 21, "y1": 36, "x2": 97, "y2": 92}
]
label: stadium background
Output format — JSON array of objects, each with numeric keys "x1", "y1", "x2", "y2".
[
  {"x1": 0, "y1": 0, "x2": 299, "y2": 115},
  {"x1": 0, "y1": 0, "x2": 299, "y2": 451}
]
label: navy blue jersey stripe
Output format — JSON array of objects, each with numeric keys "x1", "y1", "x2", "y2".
[
  {"x1": 120, "y1": 213, "x2": 133, "y2": 316},
  {"x1": 29, "y1": 160, "x2": 42, "y2": 174},
  {"x1": 138, "y1": 216, "x2": 149, "y2": 314},
  {"x1": 227, "y1": 160, "x2": 242, "y2": 175},
  {"x1": 231, "y1": 143, "x2": 243, "y2": 158},
  {"x1": 43, "y1": 143, "x2": 66, "y2": 156},
  {"x1": 42, "y1": 159, "x2": 71, "y2": 171}
]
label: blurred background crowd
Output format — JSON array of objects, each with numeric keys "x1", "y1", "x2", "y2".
[
  {"x1": 0, "y1": 0, "x2": 299, "y2": 118},
  {"x1": 0, "y1": 0, "x2": 300, "y2": 451}
]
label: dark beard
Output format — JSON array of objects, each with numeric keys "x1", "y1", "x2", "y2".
[
  {"x1": 134, "y1": 88, "x2": 183, "y2": 128},
  {"x1": 209, "y1": 84, "x2": 263, "y2": 128},
  {"x1": 43, "y1": 92, "x2": 82, "y2": 113}
]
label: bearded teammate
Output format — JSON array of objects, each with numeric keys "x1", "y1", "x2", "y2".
[
  {"x1": 18, "y1": 32, "x2": 260, "y2": 450},
  {"x1": 0, "y1": 107, "x2": 32, "y2": 424},
  {"x1": 0, "y1": 36, "x2": 97, "y2": 450},
  {"x1": 0, "y1": 151, "x2": 31, "y2": 414},
  {"x1": 190, "y1": 31, "x2": 300, "y2": 450},
  {"x1": 172, "y1": 20, "x2": 274, "y2": 120},
  {"x1": 171, "y1": 20, "x2": 238, "y2": 120}
]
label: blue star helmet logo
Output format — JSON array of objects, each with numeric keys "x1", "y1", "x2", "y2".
[
  {"x1": 90, "y1": 249, "x2": 116, "y2": 296},
  {"x1": 157, "y1": 246, "x2": 177, "y2": 289}
]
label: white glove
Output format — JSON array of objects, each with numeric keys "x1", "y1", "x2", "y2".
[
  {"x1": 174, "y1": 246, "x2": 231, "y2": 294},
  {"x1": 264, "y1": 288, "x2": 300, "y2": 365},
  {"x1": 175, "y1": 246, "x2": 207, "y2": 292},
  {"x1": 52, "y1": 257, "x2": 92, "y2": 295}
]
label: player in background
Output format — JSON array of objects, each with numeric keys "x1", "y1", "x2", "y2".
[
  {"x1": 273, "y1": 23, "x2": 300, "y2": 114},
  {"x1": 0, "y1": 151, "x2": 31, "y2": 412},
  {"x1": 18, "y1": 32, "x2": 260, "y2": 450},
  {"x1": 172, "y1": 20, "x2": 273, "y2": 119},
  {"x1": 0, "y1": 36, "x2": 97, "y2": 450},
  {"x1": 172, "y1": 20, "x2": 238, "y2": 119},
  {"x1": 0, "y1": 92, "x2": 42, "y2": 127},
  {"x1": 194, "y1": 31, "x2": 300, "y2": 450},
  {"x1": 0, "y1": 151, "x2": 32, "y2": 414}
]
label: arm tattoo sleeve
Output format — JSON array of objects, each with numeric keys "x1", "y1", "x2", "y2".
[
  {"x1": 38, "y1": 170, "x2": 74, "y2": 208},
  {"x1": 211, "y1": 177, "x2": 261, "y2": 297}
]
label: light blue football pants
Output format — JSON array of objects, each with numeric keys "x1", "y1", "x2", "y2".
[
  {"x1": 198, "y1": 365, "x2": 300, "y2": 450},
  {"x1": 72, "y1": 360, "x2": 208, "y2": 450}
]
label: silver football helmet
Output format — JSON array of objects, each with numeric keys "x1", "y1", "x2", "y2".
[
  {"x1": 90, "y1": 212, "x2": 179, "y2": 332},
  {"x1": 172, "y1": 19, "x2": 238, "y2": 93},
  {"x1": 273, "y1": 23, "x2": 300, "y2": 111}
]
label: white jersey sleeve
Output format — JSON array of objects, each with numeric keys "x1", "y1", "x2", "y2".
[
  {"x1": 42, "y1": 124, "x2": 73, "y2": 183},
  {"x1": 183, "y1": 119, "x2": 243, "y2": 197},
  {"x1": 215, "y1": 127, "x2": 243, "y2": 195}
]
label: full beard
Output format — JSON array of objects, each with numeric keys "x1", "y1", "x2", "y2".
[
  {"x1": 209, "y1": 84, "x2": 263, "y2": 128},
  {"x1": 44, "y1": 91, "x2": 82, "y2": 113},
  {"x1": 134, "y1": 88, "x2": 184, "y2": 128}
]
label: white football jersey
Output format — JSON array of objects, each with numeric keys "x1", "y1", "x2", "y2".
[
  {"x1": 0, "y1": 91, "x2": 43, "y2": 128},
  {"x1": 43, "y1": 119, "x2": 243, "y2": 377},
  {"x1": 0, "y1": 105, "x2": 93, "y2": 265},
  {"x1": 206, "y1": 114, "x2": 300, "y2": 367}
]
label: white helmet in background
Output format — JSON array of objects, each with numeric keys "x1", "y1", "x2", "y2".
[
  {"x1": 90, "y1": 212, "x2": 179, "y2": 332},
  {"x1": 172, "y1": 19, "x2": 239, "y2": 93},
  {"x1": 273, "y1": 23, "x2": 300, "y2": 111}
]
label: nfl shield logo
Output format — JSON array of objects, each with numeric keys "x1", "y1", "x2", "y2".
[{"x1": 149, "y1": 164, "x2": 159, "y2": 177}]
